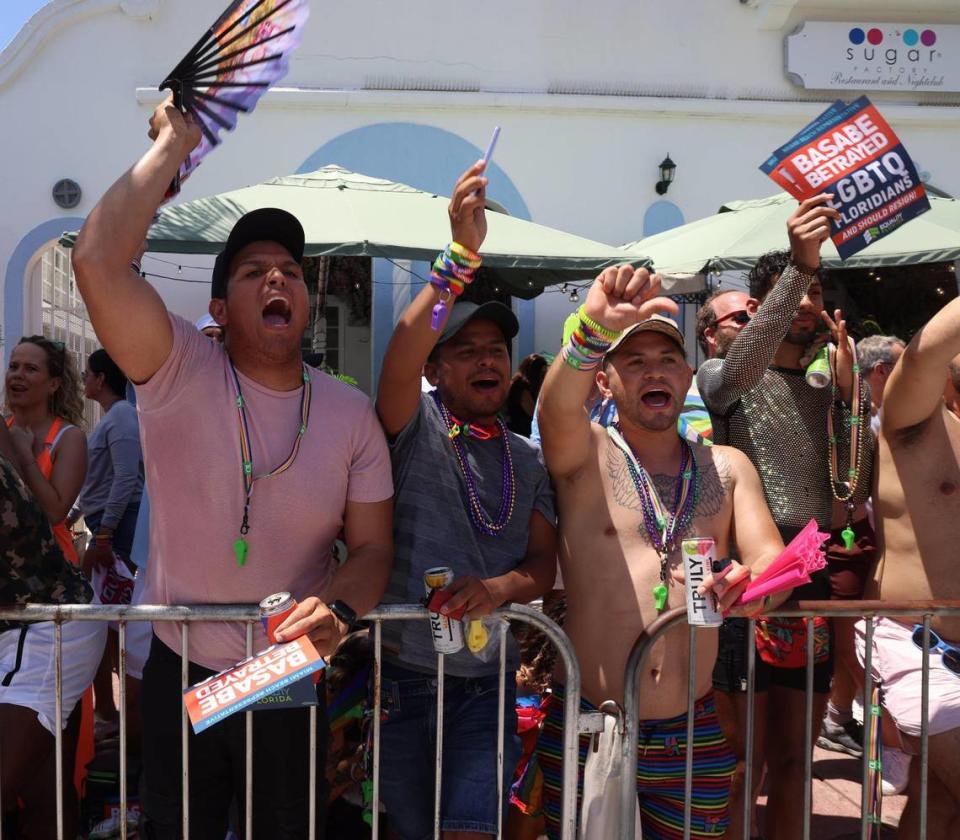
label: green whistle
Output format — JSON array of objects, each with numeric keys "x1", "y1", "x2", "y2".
[
  {"x1": 234, "y1": 537, "x2": 249, "y2": 567},
  {"x1": 653, "y1": 583, "x2": 668, "y2": 612},
  {"x1": 841, "y1": 526, "x2": 855, "y2": 551}
]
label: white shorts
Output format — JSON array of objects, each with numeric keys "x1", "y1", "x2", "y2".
[
  {"x1": 0, "y1": 618, "x2": 107, "y2": 734},
  {"x1": 124, "y1": 569, "x2": 151, "y2": 680},
  {"x1": 856, "y1": 617, "x2": 960, "y2": 738}
]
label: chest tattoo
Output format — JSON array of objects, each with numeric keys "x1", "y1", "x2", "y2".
[{"x1": 605, "y1": 440, "x2": 732, "y2": 546}]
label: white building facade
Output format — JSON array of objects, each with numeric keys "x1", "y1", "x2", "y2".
[{"x1": 2, "y1": 0, "x2": 959, "y2": 393}]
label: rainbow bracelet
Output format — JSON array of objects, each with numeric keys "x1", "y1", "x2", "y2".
[
  {"x1": 430, "y1": 242, "x2": 482, "y2": 330},
  {"x1": 561, "y1": 306, "x2": 620, "y2": 371}
]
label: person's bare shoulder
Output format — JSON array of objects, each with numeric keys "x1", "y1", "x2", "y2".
[{"x1": 690, "y1": 443, "x2": 737, "y2": 516}]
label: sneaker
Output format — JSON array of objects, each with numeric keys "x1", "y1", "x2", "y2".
[
  {"x1": 881, "y1": 746, "x2": 911, "y2": 796},
  {"x1": 88, "y1": 811, "x2": 138, "y2": 839},
  {"x1": 817, "y1": 718, "x2": 864, "y2": 757}
]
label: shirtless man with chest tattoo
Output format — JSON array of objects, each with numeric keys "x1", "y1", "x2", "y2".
[
  {"x1": 864, "y1": 295, "x2": 960, "y2": 837},
  {"x1": 535, "y1": 266, "x2": 784, "y2": 840}
]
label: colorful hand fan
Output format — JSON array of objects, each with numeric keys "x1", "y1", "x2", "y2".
[
  {"x1": 735, "y1": 518, "x2": 829, "y2": 605},
  {"x1": 159, "y1": 0, "x2": 310, "y2": 196}
]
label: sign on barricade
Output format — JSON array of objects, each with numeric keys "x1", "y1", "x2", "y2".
[
  {"x1": 183, "y1": 636, "x2": 325, "y2": 733},
  {"x1": 760, "y1": 96, "x2": 930, "y2": 259}
]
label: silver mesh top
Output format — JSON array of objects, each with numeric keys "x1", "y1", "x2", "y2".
[{"x1": 697, "y1": 264, "x2": 874, "y2": 532}]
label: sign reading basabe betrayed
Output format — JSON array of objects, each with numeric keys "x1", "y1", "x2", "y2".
[
  {"x1": 786, "y1": 22, "x2": 957, "y2": 93},
  {"x1": 760, "y1": 97, "x2": 930, "y2": 260},
  {"x1": 183, "y1": 636, "x2": 325, "y2": 733}
]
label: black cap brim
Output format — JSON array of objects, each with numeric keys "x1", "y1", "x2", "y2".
[
  {"x1": 436, "y1": 301, "x2": 519, "y2": 346},
  {"x1": 211, "y1": 208, "x2": 305, "y2": 299}
]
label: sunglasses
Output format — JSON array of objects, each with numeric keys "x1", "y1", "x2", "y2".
[
  {"x1": 714, "y1": 310, "x2": 750, "y2": 328},
  {"x1": 911, "y1": 624, "x2": 960, "y2": 677}
]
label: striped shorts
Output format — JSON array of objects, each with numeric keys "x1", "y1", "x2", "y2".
[{"x1": 536, "y1": 685, "x2": 735, "y2": 839}]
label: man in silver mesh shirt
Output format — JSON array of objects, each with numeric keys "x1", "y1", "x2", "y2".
[{"x1": 697, "y1": 194, "x2": 875, "y2": 838}]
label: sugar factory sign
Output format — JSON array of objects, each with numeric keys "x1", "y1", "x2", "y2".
[{"x1": 786, "y1": 22, "x2": 958, "y2": 93}]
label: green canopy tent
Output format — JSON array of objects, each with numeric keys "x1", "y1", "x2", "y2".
[
  {"x1": 61, "y1": 165, "x2": 705, "y2": 299},
  {"x1": 625, "y1": 192, "x2": 960, "y2": 275}
]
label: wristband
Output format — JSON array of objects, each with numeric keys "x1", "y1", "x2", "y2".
[
  {"x1": 561, "y1": 305, "x2": 620, "y2": 372},
  {"x1": 577, "y1": 306, "x2": 620, "y2": 341},
  {"x1": 93, "y1": 530, "x2": 114, "y2": 548},
  {"x1": 430, "y1": 242, "x2": 482, "y2": 330}
]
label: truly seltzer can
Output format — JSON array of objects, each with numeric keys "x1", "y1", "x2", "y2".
[
  {"x1": 680, "y1": 539, "x2": 724, "y2": 627},
  {"x1": 423, "y1": 566, "x2": 464, "y2": 654},
  {"x1": 259, "y1": 591, "x2": 298, "y2": 644}
]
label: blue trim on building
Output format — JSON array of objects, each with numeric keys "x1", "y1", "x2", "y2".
[
  {"x1": 4, "y1": 216, "x2": 85, "y2": 366},
  {"x1": 642, "y1": 201, "x2": 685, "y2": 237}
]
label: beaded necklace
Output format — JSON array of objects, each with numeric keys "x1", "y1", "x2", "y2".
[
  {"x1": 432, "y1": 390, "x2": 516, "y2": 536},
  {"x1": 606, "y1": 425, "x2": 700, "y2": 611},
  {"x1": 229, "y1": 360, "x2": 312, "y2": 566},
  {"x1": 826, "y1": 339, "x2": 866, "y2": 550}
]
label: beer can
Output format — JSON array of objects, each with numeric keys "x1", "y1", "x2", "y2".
[
  {"x1": 423, "y1": 566, "x2": 464, "y2": 654},
  {"x1": 259, "y1": 592, "x2": 298, "y2": 644},
  {"x1": 805, "y1": 344, "x2": 831, "y2": 389},
  {"x1": 680, "y1": 539, "x2": 724, "y2": 627}
]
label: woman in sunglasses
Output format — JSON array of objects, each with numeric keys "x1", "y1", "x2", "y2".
[{"x1": 4, "y1": 335, "x2": 88, "y2": 565}]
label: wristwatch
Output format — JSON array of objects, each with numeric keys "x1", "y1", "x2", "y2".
[{"x1": 328, "y1": 600, "x2": 358, "y2": 628}]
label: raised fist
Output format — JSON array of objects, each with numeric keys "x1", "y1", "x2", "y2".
[
  {"x1": 583, "y1": 265, "x2": 679, "y2": 333},
  {"x1": 147, "y1": 96, "x2": 202, "y2": 158}
]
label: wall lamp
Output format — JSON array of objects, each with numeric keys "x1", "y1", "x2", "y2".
[{"x1": 655, "y1": 155, "x2": 677, "y2": 195}]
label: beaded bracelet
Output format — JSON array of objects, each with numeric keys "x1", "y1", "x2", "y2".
[
  {"x1": 430, "y1": 242, "x2": 482, "y2": 330},
  {"x1": 561, "y1": 305, "x2": 620, "y2": 371}
]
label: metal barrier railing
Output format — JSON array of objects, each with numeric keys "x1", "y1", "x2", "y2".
[
  {"x1": 619, "y1": 600, "x2": 960, "y2": 840},
  {"x1": 0, "y1": 601, "x2": 582, "y2": 840}
]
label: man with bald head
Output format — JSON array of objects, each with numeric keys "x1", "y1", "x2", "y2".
[
  {"x1": 865, "y1": 297, "x2": 960, "y2": 836},
  {"x1": 695, "y1": 289, "x2": 758, "y2": 360}
]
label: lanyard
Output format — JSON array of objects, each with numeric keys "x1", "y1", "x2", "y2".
[{"x1": 229, "y1": 360, "x2": 311, "y2": 566}]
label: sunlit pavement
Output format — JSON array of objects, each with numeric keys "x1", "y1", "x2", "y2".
[{"x1": 755, "y1": 745, "x2": 907, "y2": 838}]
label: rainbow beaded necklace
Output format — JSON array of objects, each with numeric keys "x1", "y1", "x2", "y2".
[
  {"x1": 826, "y1": 339, "x2": 867, "y2": 550},
  {"x1": 229, "y1": 360, "x2": 312, "y2": 566},
  {"x1": 432, "y1": 390, "x2": 516, "y2": 536},
  {"x1": 606, "y1": 425, "x2": 700, "y2": 611}
]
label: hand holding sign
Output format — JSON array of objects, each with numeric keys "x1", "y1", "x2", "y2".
[
  {"x1": 583, "y1": 265, "x2": 679, "y2": 333},
  {"x1": 762, "y1": 97, "x2": 930, "y2": 259},
  {"x1": 786, "y1": 194, "x2": 840, "y2": 272}
]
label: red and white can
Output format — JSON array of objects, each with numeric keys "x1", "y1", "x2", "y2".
[
  {"x1": 259, "y1": 592, "x2": 298, "y2": 644},
  {"x1": 423, "y1": 567, "x2": 464, "y2": 654}
]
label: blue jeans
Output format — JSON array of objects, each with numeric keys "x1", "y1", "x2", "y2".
[{"x1": 377, "y1": 660, "x2": 520, "y2": 839}]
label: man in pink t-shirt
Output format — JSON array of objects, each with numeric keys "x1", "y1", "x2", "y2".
[{"x1": 72, "y1": 98, "x2": 394, "y2": 839}]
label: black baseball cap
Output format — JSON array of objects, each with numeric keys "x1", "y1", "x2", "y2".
[
  {"x1": 436, "y1": 301, "x2": 519, "y2": 346},
  {"x1": 210, "y1": 208, "x2": 305, "y2": 299}
]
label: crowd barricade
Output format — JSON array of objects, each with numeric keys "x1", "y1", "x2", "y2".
[
  {"x1": 619, "y1": 599, "x2": 960, "y2": 840},
  {"x1": 0, "y1": 601, "x2": 583, "y2": 840}
]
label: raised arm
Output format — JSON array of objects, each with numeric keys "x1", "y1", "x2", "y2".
[
  {"x1": 697, "y1": 195, "x2": 839, "y2": 413},
  {"x1": 376, "y1": 162, "x2": 488, "y2": 436},
  {"x1": 538, "y1": 265, "x2": 677, "y2": 479},
  {"x1": 72, "y1": 99, "x2": 201, "y2": 384},
  {"x1": 883, "y1": 295, "x2": 960, "y2": 435}
]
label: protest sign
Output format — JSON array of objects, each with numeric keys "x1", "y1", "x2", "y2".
[
  {"x1": 761, "y1": 97, "x2": 930, "y2": 259},
  {"x1": 183, "y1": 636, "x2": 325, "y2": 733}
]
